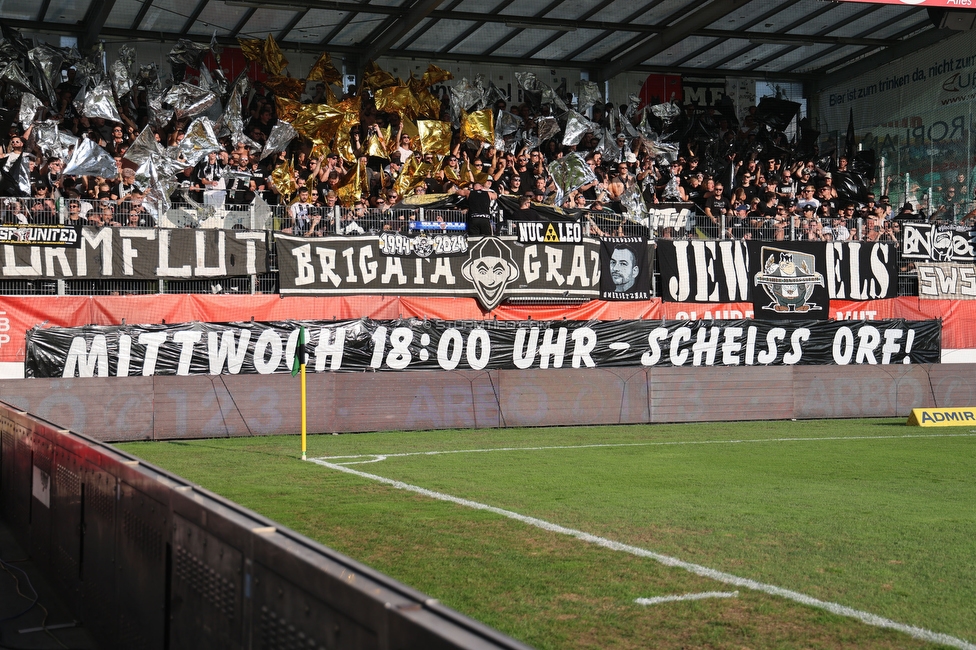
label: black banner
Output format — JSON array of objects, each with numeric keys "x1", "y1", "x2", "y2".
[
  {"x1": 750, "y1": 241, "x2": 829, "y2": 320},
  {"x1": 0, "y1": 227, "x2": 267, "y2": 279},
  {"x1": 600, "y1": 236, "x2": 651, "y2": 300},
  {"x1": 0, "y1": 223, "x2": 82, "y2": 247},
  {"x1": 901, "y1": 223, "x2": 976, "y2": 262},
  {"x1": 513, "y1": 220, "x2": 585, "y2": 244},
  {"x1": 27, "y1": 318, "x2": 941, "y2": 378},
  {"x1": 657, "y1": 240, "x2": 898, "y2": 304},
  {"x1": 657, "y1": 240, "x2": 751, "y2": 302},
  {"x1": 276, "y1": 234, "x2": 605, "y2": 309}
]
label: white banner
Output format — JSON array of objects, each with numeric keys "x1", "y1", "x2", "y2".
[{"x1": 917, "y1": 262, "x2": 976, "y2": 299}]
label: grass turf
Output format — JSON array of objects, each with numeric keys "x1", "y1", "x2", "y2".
[{"x1": 117, "y1": 418, "x2": 976, "y2": 649}]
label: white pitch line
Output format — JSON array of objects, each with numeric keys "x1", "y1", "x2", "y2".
[
  {"x1": 322, "y1": 432, "x2": 976, "y2": 465},
  {"x1": 309, "y1": 457, "x2": 976, "y2": 650},
  {"x1": 636, "y1": 591, "x2": 738, "y2": 606}
]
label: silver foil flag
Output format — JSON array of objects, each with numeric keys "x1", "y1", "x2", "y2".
[
  {"x1": 19, "y1": 93, "x2": 42, "y2": 128},
  {"x1": 646, "y1": 138, "x2": 679, "y2": 163},
  {"x1": 136, "y1": 155, "x2": 176, "y2": 220},
  {"x1": 261, "y1": 120, "x2": 297, "y2": 160},
  {"x1": 561, "y1": 110, "x2": 598, "y2": 146},
  {"x1": 0, "y1": 60, "x2": 36, "y2": 95},
  {"x1": 148, "y1": 90, "x2": 175, "y2": 129},
  {"x1": 124, "y1": 125, "x2": 163, "y2": 167},
  {"x1": 62, "y1": 136, "x2": 118, "y2": 178},
  {"x1": 521, "y1": 132, "x2": 540, "y2": 152},
  {"x1": 495, "y1": 110, "x2": 520, "y2": 137},
  {"x1": 110, "y1": 58, "x2": 134, "y2": 99},
  {"x1": 452, "y1": 77, "x2": 483, "y2": 111},
  {"x1": 535, "y1": 116, "x2": 560, "y2": 143},
  {"x1": 628, "y1": 93, "x2": 641, "y2": 115},
  {"x1": 576, "y1": 80, "x2": 601, "y2": 114},
  {"x1": 216, "y1": 73, "x2": 248, "y2": 141},
  {"x1": 650, "y1": 101, "x2": 681, "y2": 127},
  {"x1": 483, "y1": 80, "x2": 508, "y2": 109},
  {"x1": 133, "y1": 154, "x2": 160, "y2": 192},
  {"x1": 109, "y1": 44, "x2": 136, "y2": 99},
  {"x1": 167, "y1": 39, "x2": 211, "y2": 69},
  {"x1": 620, "y1": 185, "x2": 648, "y2": 222},
  {"x1": 661, "y1": 174, "x2": 682, "y2": 201},
  {"x1": 547, "y1": 152, "x2": 596, "y2": 200},
  {"x1": 198, "y1": 63, "x2": 227, "y2": 97},
  {"x1": 620, "y1": 112, "x2": 642, "y2": 139},
  {"x1": 541, "y1": 84, "x2": 567, "y2": 112},
  {"x1": 32, "y1": 120, "x2": 77, "y2": 160},
  {"x1": 82, "y1": 80, "x2": 123, "y2": 123},
  {"x1": 594, "y1": 129, "x2": 621, "y2": 161},
  {"x1": 178, "y1": 117, "x2": 221, "y2": 166},
  {"x1": 27, "y1": 44, "x2": 63, "y2": 106},
  {"x1": 163, "y1": 83, "x2": 219, "y2": 118},
  {"x1": 125, "y1": 125, "x2": 185, "y2": 178}
]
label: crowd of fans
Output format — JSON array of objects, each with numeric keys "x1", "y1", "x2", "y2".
[{"x1": 2, "y1": 44, "x2": 973, "y2": 246}]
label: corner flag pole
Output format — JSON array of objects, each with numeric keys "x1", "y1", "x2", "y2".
[{"x1": 291, "y1": 326, "x2": 308, "y2": 460}]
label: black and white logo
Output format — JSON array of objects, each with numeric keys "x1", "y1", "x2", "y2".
[{"x1": 460, "y1": 237, "x2": 520, "y2": 310}]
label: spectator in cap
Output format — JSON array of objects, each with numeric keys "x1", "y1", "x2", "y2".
[{"x1": 730, "y1": 203, "x2": 750, "y2": 239}]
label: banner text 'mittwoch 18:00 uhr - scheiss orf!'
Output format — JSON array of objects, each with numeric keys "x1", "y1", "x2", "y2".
[{"x1": 25, "y1": 318, "x2": 942, "y2": 378}]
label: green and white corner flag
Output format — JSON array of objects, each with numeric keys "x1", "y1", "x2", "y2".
[
  {"x1": 293, "y1": 325, "x2": 309, "y2": 460},
  {"x1": 291, "y1": 326, "x2": 307, "y2": 376}
]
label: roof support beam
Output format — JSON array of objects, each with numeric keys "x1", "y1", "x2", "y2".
[
  {"x1": 363, "y1": 0, "x2": 449, "y2": 61},
  {"x1": 229, "y1": 7, "x2": 255, "y2": 37},
  {"x1": 80, "y1": 0, "x2": 117, "y2": 51},
  {"x1": 203, "y1": 0, "x2": 899, "y2": 47},
  {"x1": 36, "y1": 0, "x2": 52, "y2": 23},
  {"x1": 785, "y1": 17, "x2": 930, "y2": 74},
  {"x1": 180, "y1": 0, "x2": 211, "y2": 36},
  {"x1": 130, "y1": 0, "x2": 155, "y2": 31},
  {"x1": 521, "y1": 0, "x2": 622, "y2": 59},
  {"x1": 807, "y1": 26, "x2": 949, "y2": 94},
  {"x1": 277, "y1": 8, "x2": 309, "y2": 42},
  {"x1": 438, "y1": 0, "x2": 518, "y2": 53},
  {"x1": 597, "y1": 0, "x2": 750, "y2": 81}
]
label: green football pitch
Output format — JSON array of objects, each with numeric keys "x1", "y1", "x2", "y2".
[{"x1": 117, "y1": 419, "x2": 976, "y2": 650}]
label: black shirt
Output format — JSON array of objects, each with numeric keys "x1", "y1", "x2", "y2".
[{"x1": 465, "y1": 189, "x2": 492, "y2": 215}]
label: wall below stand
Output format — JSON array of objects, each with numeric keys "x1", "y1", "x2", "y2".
[{"x1": 2, "y1": 364, "x2": 973, "y2": 442}]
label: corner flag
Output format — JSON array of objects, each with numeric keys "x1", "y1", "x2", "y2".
[
  {"x1": 291, "y1": 326, "x2": 307, "y2": 376},
  {"x1": 292, "y1": 326, "x2": 308, "y2": 460}
]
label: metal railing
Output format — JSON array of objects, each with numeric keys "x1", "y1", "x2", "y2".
[
  {"x1": 0, "y1": 196, "x2": 930, "y2": 298},
  {"x1": 0, "y1": 402, "x2": 534, "y2": 650}
]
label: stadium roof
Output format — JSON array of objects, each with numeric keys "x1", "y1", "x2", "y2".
[{"x1": 0, "y1": 0, "x2": 952, "y2": 88}]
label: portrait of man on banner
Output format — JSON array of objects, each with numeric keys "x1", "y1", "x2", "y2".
[{"x1": 600, "y1": 236, "x2": 650, "y2": 301}]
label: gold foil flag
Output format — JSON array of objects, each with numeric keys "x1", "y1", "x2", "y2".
[
  {"x1": 263, "y1": 75, "x2": 304, "y2": 100},
  {"x1": 418, "y1": 120, "x2": 452, "y2": 155},
  {"x1": 366, "y1": 133, "x2": 389, "y2": 160},
  {"x1": 421, "y1": 64, "x2": 453, "y2": 87},
  {"x1": 292, "y1": 103, "x2": 345, "y2": 144},
  {"x1": 238, "y1": 36, "x2": 288, "y2": 76},
  {"x1": 363, "y1": 61, "x2": 397, "y2": 90},
  {"x1": 461, "y1": 109, "x2": 494, "y2": 144},
  {"x1": 307, "y1": 52, "x2": 342, "y2": 85},
  {"x1": 374, "y1": 85, "x2": 419, "y2": 122},
  {"x1": 271, "y1": 159, "x2": 298, "y2": 199},
  {"x1": 262, "y1": 35, "x2": 288, "y2": 76},
  {"x1": 275, "y1": 96, "x2": 303, "y2": 124}
]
